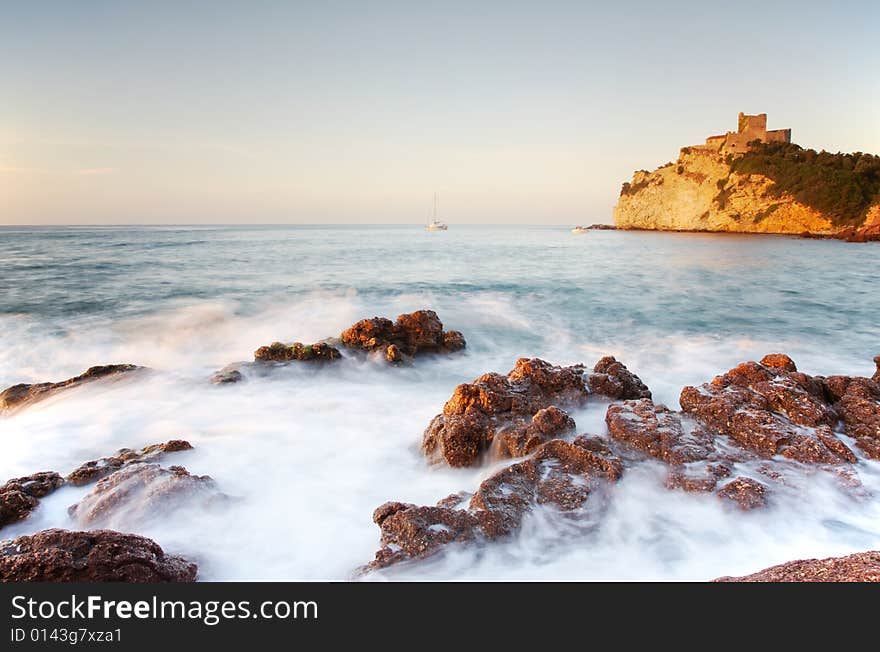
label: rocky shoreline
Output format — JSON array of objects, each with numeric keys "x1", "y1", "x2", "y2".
[{"x1": 2, "y1": 310, "x2": 880, "y2": 582}]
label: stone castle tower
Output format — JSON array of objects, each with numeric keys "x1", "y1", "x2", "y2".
[{"x1": 689, "y1": 112, "x2": 791, "y2": 155}]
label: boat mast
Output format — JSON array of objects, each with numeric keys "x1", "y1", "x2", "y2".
[{"x1": 433, "y1": 193, "x2": 438, "y2": 221}]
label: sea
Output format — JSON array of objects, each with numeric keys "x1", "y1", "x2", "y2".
[{"x1": 1, "y1": 224, "x2": 879, "y2": 580}]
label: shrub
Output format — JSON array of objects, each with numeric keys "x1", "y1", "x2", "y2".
[{"x1": 730, "y1": 142, "x2": 880, "y2": 226}]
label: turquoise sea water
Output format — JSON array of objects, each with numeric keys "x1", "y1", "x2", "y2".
[{"x1": 1, "y1": 225, "x2": 879, "y2": 580}]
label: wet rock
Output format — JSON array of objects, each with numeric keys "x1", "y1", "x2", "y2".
[
  {"x1": 679, "y1": 357, "x2": 855, "y2": 464},
  {"x1": 66, "y1": 440, "x2": 193, "y2": 487},
  {"x1": 69, "y1": 464, "x2": 223, "y2": 528},
  {"x1": 0, "y1": 365, "x2": 142, "y2": 413},
  {"x1": 716, "y1": 477, "x2": 767, "y2": 510},
  {"x1": 760, "y1": 353, "x2": 797, "y2": 373},
  {"x1": 829, "y1": 376, "x2": 880, "y2": 460},
  {"x1": 363, "y1": 436, "x2": 622, "y2": 573},
  {"x1": 606, "y1": 399, "x2": 714, "y2": 466},
  {"x1": 422, "y1": 358, "x2": 589, "y2": 467},
  {"x1": 443, "y1": 330, "x2": 467, "y2": 352},
  {"x1": 495, "y1": 407, "x2": 576, "y2": 458},
  {"x1": 384, "y1": 344, "x2": 408, "y2": 365},
  {"x1": 341, "y1": 310, "x2": 465, "y2": 358},
  {"x1": 587, "y1": 356, "x2": 652, "y2": 400},
  {"x1": 0, "y1": 472, "x2": 65, "y2": 529},
  {"x1": 210, "y1": 365, "x2": 244, "y2": 384},
  {"x1": 254, "y1": 341, "x2": 341, "y2": 363},
  {"x1": 0, "y1": 529, "x2": 197, "y2": 582},
  {"x1": 873, "y1": 356, "x2": 880, "y2": 383},
  {"x1": 714, "y1": 550, "x2": 880, "y2": 582}
]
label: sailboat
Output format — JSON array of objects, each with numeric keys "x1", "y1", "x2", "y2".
[{"x1": 425, "y1": 193, "x2": 448, "y2": 230}]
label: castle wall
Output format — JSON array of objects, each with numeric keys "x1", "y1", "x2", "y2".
[{"x1": 765, "y1": 128, "x2": 791, "y2": 143}]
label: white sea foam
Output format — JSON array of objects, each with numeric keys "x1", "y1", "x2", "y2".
[{"x1": 1, "y1": 227, "x2": 879, "y2": 580}]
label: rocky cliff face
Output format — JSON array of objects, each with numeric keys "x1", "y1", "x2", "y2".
[{"x1": 613, "y1": 149, "x2": 880, "y2": 237}]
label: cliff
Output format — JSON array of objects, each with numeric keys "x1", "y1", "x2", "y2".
[{"x1": 613, "y1": 142, "x2": 880, "y2": 240}]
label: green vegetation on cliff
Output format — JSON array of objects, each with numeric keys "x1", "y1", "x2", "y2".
[{"x1": 730, "y1": 142, "x2": 880, "y2": 226}]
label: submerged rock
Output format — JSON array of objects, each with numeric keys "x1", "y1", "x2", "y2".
[
  {"x1": 210, "y1": 365, "x2": 244, "y2": 384},
  {"x1": 0, "y1": 472, "x2": 65, "y2": 529},
  {"x1": 716, "y1": 477, "x2": 768, "y2": 510},
  {"x1": 66, "y1": 440, "x2": 193, "y2": 486},
  {"x1": 68, "y1": 463, "x2": 224, "y2": 528},
  {"x1": 714, "y1": 550, "x2": 880, "y2": 582},
  {"x1": 362, "y1": 435, "x2": 622, "y2": 573},
  {"x1": 254, "y1": 341, "x2": 342, "y2": 363},
  {"x1": 0, "y1": 529, "x2": 197, "y2": 582},
  {"x1": 0, "y1": 364, "x2": 142, "y2": 413},
  {"x1": 341, "y1": 310, "x2": 466, "y2": 359},
  {"x1": 422, "y1": 358, "x2": 590, "y2": 467}
]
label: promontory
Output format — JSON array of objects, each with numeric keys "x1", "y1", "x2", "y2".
[{"x1": 612, "y1": 112, "x2": 880, "y2": 241}]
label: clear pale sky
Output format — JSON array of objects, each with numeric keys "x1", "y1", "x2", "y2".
[{"x1": 2, "y1": 0, "x2": 878, "y2": 225}]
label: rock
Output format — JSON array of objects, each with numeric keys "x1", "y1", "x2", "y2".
[
  {"x1": 362, "y1": 436, "x2": 622, "y2": 573},
  {"x1": 443, "y1": 331, "x2": 467, "y2": 352},
  {"x1": 827, "y1": 376, "x2": 880, "y2": 459},
  {"x1": 341, "y1": 310, "x2": 466, "y2": 358},
  {"x1": 873, "y1": 356, "x2": 880, "y2": 383},
  {"x1": 760, "y1": 353, "x2": 797, "y2": 373},
  {"x1": 606, "y1": 399, "x2": 713, "y2": 465},
  {"x1": 384, "y1": 344, "x2": 408, "y2": 365},
  {"x1": 605, "y1": 398, "x2": 749, "y2": 495},
  {"x1": 0, "y1": 364, "x2": 142, "y2": 413},
  {"x1": 66, "y1": 440, "x2": 193, "y2": 487},
  {"x1": 714, "y1": 551, "x2": 880, "y2": 582},
  {"x1": 422, "y1": 358, "x2": 590, "y2": 467},
  {"x1": 0, "y1": 472, "x2": 65, "y2": 529},
  {"x1": 254, "y1": 341, "x2": 341, "y2": 363},
  {"x1": 0, "y1": 529, "x2": 197, "y2": 582},
  {"x1": 495, "y1": 407, "x2": 576, "y2": 458},
  {"x1": 210, "y1": 366, "x2": 244, "y2": 384},
  {"x1": 68, "y1": 464, "x2": 223, "y2": 528},
  {"x1": 679, "y1": 357, "x2": 855, "y2": 464},
  {"x1": 716, "y1": 477, "x2": 767, "y2": 510},
  {"x1": 588, "y1": 356, "x2": 652, "y2": 400}
]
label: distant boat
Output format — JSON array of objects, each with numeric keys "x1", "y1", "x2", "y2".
[
  {"x1": 571, "y1": 225, "x2": 588, "y2": 234},
  {"x1": 425, "y1": 193, "x2": 448, "y2": 231}
]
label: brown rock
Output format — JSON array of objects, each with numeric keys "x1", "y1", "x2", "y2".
[
  {"x1": 606, "y1": 399, "x2": 714, "y2": 466},
  {"x1": 69, "y1": 464, "x2": 223, "y2": 528},
  {"x1": 716, "y1": 477, "x2": 767, "y2": 510},
  {"x1": 0, "y1": 365, "x2": 142, "y2": 413},
  {"x1": 66, "y1": 440, "x2": 193, "y2": 486},
  {"x1": 384, "y1": 344, "x2": 408, "y2": 364},
  {"x1": 760, "y1": 353, "x2": 797, "y2": 373},
  {"x1": 495, "y1": 407, "x2": 576, "y2": 458},
  {"x1": 363, "y1": 436, "x2": 622, "y2": 572},
  {"x1": 679, "y1": 356, "x2": 855, "y2": 464},
  {"x1": 341, "y1": 310, "x2": 466, "y2": 358},
  {"x1": 0, "y1": 529, "x2": 197, "y2": 582},
  {"x1": 422, "y1": 358, "x2": 589, "y2": 467},
  {"x1": 873, "y1": 356, "x2": 880, "y2": 383},
  {"x1": 831, "y1": 377, "x2": 880, "y2": 459},
  {"x1": 443, "y1": 330, "x2": 467, "y2": 352},
  {"x1": 0, "y1": 472, "x2": 65, "y2": 529},
  {"x1": 588, "y1": 356, "x2": 652, "y2": 400},
  {"x1": 714, "y1": 550, "x2": 880, "y2": 582},
  {"x1": 254, "y1": 341, "x2": 341, "y2": 363}
]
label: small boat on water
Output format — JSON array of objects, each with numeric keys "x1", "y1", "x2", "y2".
[
  {"x1": 425, "y1": 193, "x2": 448, "y2": 231},
  {"x1": 571, "y1": 225, "x2": 588, "y2": 234}
]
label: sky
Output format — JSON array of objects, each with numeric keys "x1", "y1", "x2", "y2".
[{"x1": 1, "y1": 0, "x2": 878, "y2": 225}]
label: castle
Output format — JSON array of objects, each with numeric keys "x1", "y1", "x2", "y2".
[{"x1": 686, "y1": 112, "x2": 791, "y2": 155}]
